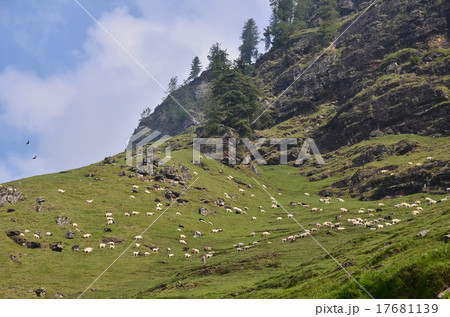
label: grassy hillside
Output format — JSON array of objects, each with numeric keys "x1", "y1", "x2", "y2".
[{"x1": 1, "y1": 135, "x2": 449, "y2": 299}]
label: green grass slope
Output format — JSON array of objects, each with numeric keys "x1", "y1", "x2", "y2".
[{"x1": 0, "y1": 137, "x2": 449, "y2": 299}]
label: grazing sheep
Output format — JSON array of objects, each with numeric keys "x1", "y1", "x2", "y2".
[
  {"x1": 146, "y1": 212, "x2": 154, "y2": 216},
  {"x1": 208, "y1": 221, "x2": 214, "y2": 226},
  {"x1": 281, "y1": 238, "x2": 287, "y2": 243},
  {"x1": 211, "y1": 229, "x2": 220, "y2": 233},
  {"x1": 276, "y1": 217, "x2": 282, "y2": 221},
  {"x1": 107, "y1": 220, "x2": 114, "y2": 225},
  {"x1": 131, "y1": 211, "x2": 140, "y2": 216},
  {"x1": 287, "y1": 214, "x2": 294, "y2": 218},
  {"x1": 168, "y1": 254, "x2": 174, "y2": 258},
  {"x1": 385, "y1": 223, "x2": 392, "y2": 226},
  {"x1": 133, "y1": 251, "x2": 139, "y2": 256},
  {"x1": 304, "y1": 193, "x2": 310, "y2": 196},
  {"x1": 337, "y1": 198, "x2": 345, "y2": 202},
  {"x1": 179, "y1": 240, "x2": 187, "y2": 245},
  {"x1": 132, "y1": 185, "x2": 139, "y2": 189},
  {"x1": 251, "y1": 217, "x2": 257, "y2": 221},
  {"x1": 426, "y1": 156, "x2": 433, "y2": 161},
  {"x1": 135, "y1": 235, "x2": 143, "y2": 240},
  {"x1": 105, "y1": 212, "x2": 113, "y2": 217},
  {"x1": 193, "y1": 231, "x2": 202, "y2": 238},
  {"x1": 192, "y1": 248, "x2": 200, "y2": 254},
  {"x1": 83, "y1": 247, "x2": 93, "y2": 253},
  {"x1": 377, "y1": 224, "x2": 384, "y2": 229},
  {"x1": 271, "y1": 204, "x2": 278, "y2": 209},
  {"x1": 19, "y1": 233, "x2": 25, "y2": 237},
  {"x1": 184, "y1": 253, "x2": 192, "y2": 258},
  {"x1": 412, "y1": 210, "x2": 420, "y2": 216},
  {"x1": 145, "y1": 190, "x2": 151, "y2": 194},
  {"x1": 24, "y1": 229, "x2": 30, "y2": 233},
  {"x1": 58, "y1": 189, "x2": 65, "y2": 193},
  {"x1": 340, "y1": 208, "x2": 348, "y2": 213},
  {"x1": 235, "y1": 248, "x2": 244, "y2": 252},
  {"x1": 392, "y1": 219, "x2": 401, "y2": 224},
  {"x1": 135, "y1": 243, "x2": 141, "y2": 248},
  {"x1": 175, "y1": 212, "x2": 182, "y2": 216},
  {"x1": 177, "y1": 228, "x2": 182, "y2": 232},
  {"x1": 82, "y1": 234, "x2": 92, "y2": 238},
  {"x1": 250, "y1": 232, "x2": 256, "y2": 236},
  {"x1": 85, "y1": 200, "x2": 94, "y2": 204},
  {"x1": 180, "y1": 234, "x2": 186, "y2": 239},
  {"x1": 45, "y1": 232, "x2": 52, "y2": 236},
  {"x1": 129, "y1": 195, "x2": 136, "y2": 199},
  {"x1": 262, "y1": 231, "x2": 271, "y2": 236},
  {"x1": 144, "y1": 252, "x2": 151, "y2": 256},
  {"x1": 238, "y1": 188, "x2": 245, "y2": 193},
  {"x1": 156, "y1": 207, "x2": 162, "y2": 211},
  {"x1": 34, "y1": 233, "x2": 41, "y2": 239},
  {"x1": 99, "y1": 243, "x2": 106, "y2": 248},
  {"x1": 156, "y1": 203, "x2": 163, "y2": 207},
  {"x1": 378, "y1": 203, "x2": 385, "y2": 207},
  {"x1": 124, "y1": 212, "x2": 131, "y2": 217},
  {"x1": 109, "y1": 245, "x2": 115, "y2": 249},
  {"x1": 225, "y1": 208, "x2": 232, "y2": 213}
]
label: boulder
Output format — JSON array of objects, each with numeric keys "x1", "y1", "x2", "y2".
[
  {"x1": 199, "y1": 207, "x2": 209, "y2": 216},
  {"x1": 56, "y1": 216, "x2": 71, "y2": 228},
  {"x1": 0, "y1": 186, "x2": 24, "y2": 207},
  {"x1": 65, "y1": 230, "x2": 75, "y2": 239},
  {"x1": 103, "y1": 156, "x2": 115, "y2": 164},
  {"x1": 215, "y1": 198, "x2": 225, "y2": 207},
  {"x1": 50, "y1": 243, "x2": 63, "y2": 252}
]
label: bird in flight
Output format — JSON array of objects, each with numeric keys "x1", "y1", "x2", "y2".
[
  {"x1": 26, "y1": 141, "x2": 30, "y2": 145},
  {"x1": 32, "y1": 156, "x2": 37, "y2": 160}
]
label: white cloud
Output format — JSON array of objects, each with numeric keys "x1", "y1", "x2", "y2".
[{"x1": 0, "y1": 2, "x2": 271, "y2": 183}]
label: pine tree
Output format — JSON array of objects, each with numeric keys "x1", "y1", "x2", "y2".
[
  {"x1": 207, "y1": 43, "x2": 231, "y2": 76},
  {"x1": 265, "y1": 0, "x2": 296, "y2": 49},
  {"x1": 318, "y1": 0, "x2": 339, "y2": 44},
  {"x1": 239, "y1": 18, "x2": 260, "y2": 64},
  {"x1": 167, "y1": 76, "x2": 178, "y2": 93},
  {"x1": 188, "y1": 56, "x2": 202, "y2": 81},
  {"x1": 205, "y1": 69, "x2": 263, "y2": 137}
]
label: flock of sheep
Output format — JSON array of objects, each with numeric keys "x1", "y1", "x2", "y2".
[{"x1": 12, "y1": 165, "x2": 449, "y2": 266}]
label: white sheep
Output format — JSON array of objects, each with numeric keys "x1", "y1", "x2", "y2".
[
  {"x1": 238, "y1": 188, "x2": 245, "y2": 193},
  {"x1": 175, "y1": 212, "x2": 182, "y2": 216},
  {"x1": 99, "y1": 243, "x2": 106, "y2": 248},
  {"x1": 58, "y1": 189, "x2": 65, "y2": 193},
  {"x1": 131, "y1": 211, "x2": 140, "y2": 216},
  {"x1": 109, "y1": 245, "x2": 115, "y2": 249},
  {"x1": 83, "y1": 234, "x2": 92, "y2": 238},
  {"x1": 146, "y1": 212, "x2": 154, "y2": 216},
  {"x1": 83, "y1": 247, "x2": 94, "y2": 253},
  {"x1": 168, "y1": 254, "x2": 174, "y2": 258},
  {"x1": 108, "y1": 242, "x2": 115, "y2": 245},
  {"x1": 304, "y1": 193, "x2": 310, "y2": 196},
  {"x1": 287, "y1": 214, "x2": 294, "y2": 218},
  {"x1": 156, "y1": 203, "x2": 163, "y2": 207},
  {"x1": 378, "y1": 203, "x2": 385, "y2": 207},
  {"x1": 276, "y1": 217, "x2": 282, "y2": 221},
  {"x1": 135, "y1": 243, "x2": 141, "y2": 248},
  {"x1": 24, "y1": 229, "x2": 30, "y2": 233},
  {"x1": 251, "y1": 217, "x2": 257, "y2": 220},
  {"x1": 107, "y1": 220, "x2": 114, "y2": 225},
  {"x1": 271, "y1": 204, "x2": 278, "y2": 209},
  {"x1": 180, "y1": 234, "x2": 186, "y2": 239},
  {"x1": 262, "y1": 231, "x2": 271, "y2": 236},
  {"x1": 45, "y1": 232, "x2": 52, "y2": 236},
  {"x1": 33, "y1": 233, "x2": 41, "y2": 239},
  {"x1": 179, "y1": 240, "x2": 187, "y2": 245},
  {"x1": 250, "y1": 232, "x2": 255, "y2": 236},
  {"x1": 184, "y1": 253, "x2": 192, "y2": 258},
  {"x1": 133, "y1": 251, "x2": 139, "y2": 256},
  {"x1": 85, "y1": 200, "x2": 94, "y2": 204},
  {"x1": 124, "y1": 212, "x2": 131, "y2": 217},
  {"x1": 105, "y1": 213, "x2": 113, "y2": 217},
  {"x1": 132, "y1": 185, "x2": 140, "y2": 189},
  {"x1": 129, "y1": 195, "x2": 135, "y2": 199},
  {"x1": 144, "y1": 252, "x2": 151, "y2": 256},
  {"x1": 135, "y1": 235, "x2": 143, "y2": 240},
  {"x1": 192, "y1": 248, "x2": 200, "y2": 254},
  {"x1": 156, "y1": 207, "x2": 162, "y2": 211}
]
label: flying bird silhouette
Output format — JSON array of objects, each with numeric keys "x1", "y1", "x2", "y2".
[
  {"x1": 32, "y1": 156, "x2": 37, "y2": 160},
  {"x1": 26, "y1": 141, "x2": 30, "y2": 145}
]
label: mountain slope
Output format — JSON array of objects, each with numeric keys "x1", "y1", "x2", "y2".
[{"x1": 0, "y1": 139, "x2": 449, "y2": 298}]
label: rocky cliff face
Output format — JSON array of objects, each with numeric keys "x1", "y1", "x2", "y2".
[
  {"x1": 255, "y1": 0, "x2": 449, "y2": 152},
  {"x1": 137, "y1": 0, "x2": 449, "y2": 151}
]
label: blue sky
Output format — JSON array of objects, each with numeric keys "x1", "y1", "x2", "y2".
[{"x1": 0, "y1": 0, "x2": 271, "y2": 183}]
